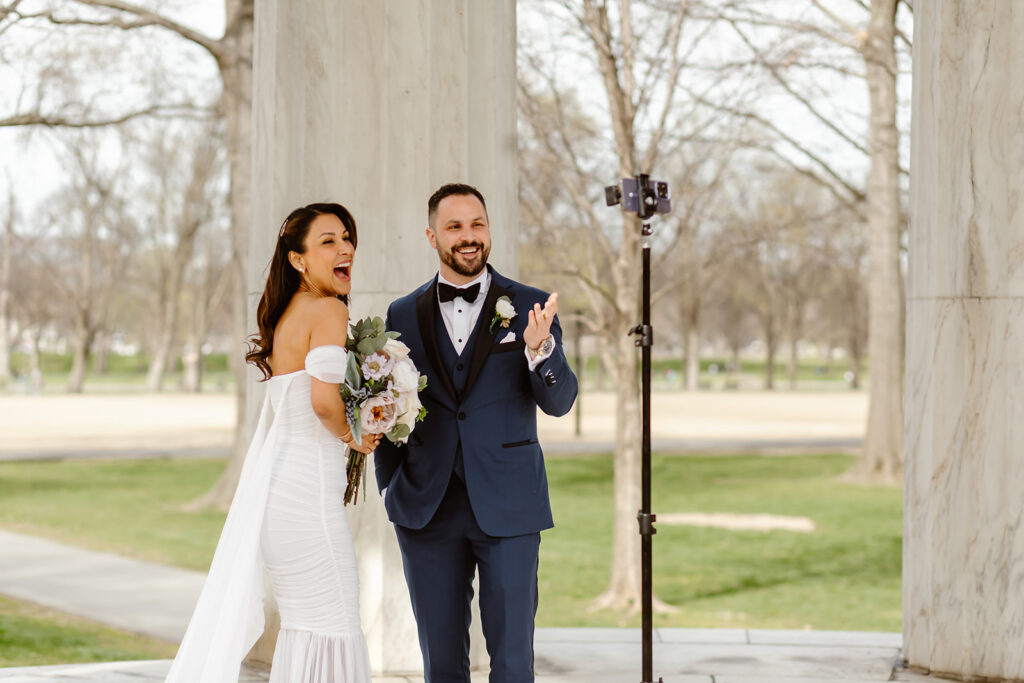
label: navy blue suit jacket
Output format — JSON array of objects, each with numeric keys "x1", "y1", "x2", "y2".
[{"x1": 373, "y1": 266, "x2": 578, "y2": 537}]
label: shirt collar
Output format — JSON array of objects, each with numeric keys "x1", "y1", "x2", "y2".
[{"x1": 437, "y1": 268, "x2": 490, "y2": 302}]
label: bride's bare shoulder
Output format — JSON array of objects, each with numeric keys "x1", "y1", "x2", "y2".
[
  {"x1": 301, "y1": 295, "x2": 349, "y2": 319},
  {"x1": 298, "y1": 296, "x2": 349, "y2": 346}
]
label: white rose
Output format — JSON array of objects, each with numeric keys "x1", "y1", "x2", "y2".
[
  {"x1": 389, "y1": 359, "x2": 420, "y2": 394},
  {"x1": 383, "y1": 338, "x2": 410, "y2": 361},
  {"x1": 397, "y1": 403, "x2": 419, "y2": 430},
  {"x1": 395, "y1": 388, "x2": 421, "y2": 422},
  {"x1": 360, "y1": 393, "x2": 398, "y2": 434},
  {"x1": 496, "y1": 298, "x2": 516, "y2": 319}
]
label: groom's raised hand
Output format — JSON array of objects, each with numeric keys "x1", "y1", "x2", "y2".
[{"x1": 524, "y1": 292, "x2": 558, "y2": 356}]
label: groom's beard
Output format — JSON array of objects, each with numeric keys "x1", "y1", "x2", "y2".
[{"x1": 441, "y1": 241, "x2": 490, "y2": 278}]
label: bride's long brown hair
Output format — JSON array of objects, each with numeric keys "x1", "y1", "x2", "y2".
[{"x1": 245, "y1": 203, "x2": 358, "y2": 380}]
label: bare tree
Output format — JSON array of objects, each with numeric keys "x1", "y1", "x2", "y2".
[
  {"x1": 814, "y1": 217, "x2": 869, "y2": 389},
  {"x1": 846, "y1": 0, "x2": 903, "y2": 480},
  {"x1": 134, "y1": 122, "x2": 221, "y2": 391},
  {"x1": 707, "y1": 0, "x2": 909, "y2": 478},
  {"x1": 3, "y1": 0, "x2": 253, "y2": 502},
  {"x1": 9, "y1": 266, "x2": 53, "y2": 394},
  {"x1": 180, "y1": 210, "x2": 233, "y2": 393},
  {"x1": 0, "y1": 190, "x2": 15, "y2": 387},
  {"x1": 519, "y1": 0, "x2": 742, "y2": 613},
  {"x1": 43, "y1": 134, "x2": 132, "y2": 392}
]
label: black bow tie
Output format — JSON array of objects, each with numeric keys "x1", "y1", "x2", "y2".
[{"x1": 438, "y1": 281, "x2": 481, "y2": 304}]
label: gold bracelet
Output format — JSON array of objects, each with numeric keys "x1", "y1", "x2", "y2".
[{"x1": 340, "y1": 431, "x2": 354, "y2": 444}]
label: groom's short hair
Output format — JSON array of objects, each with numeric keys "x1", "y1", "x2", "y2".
[{"x1": 428, "y1": 183, "x2": 487, "y2": 227}]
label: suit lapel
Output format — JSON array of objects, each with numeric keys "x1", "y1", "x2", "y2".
[
  {"x1": 415, "y1": 281, "x2": 458, "y2": 405},
  {"x1": 464, "y1": 275, "x2": 513, "y2": 398}
]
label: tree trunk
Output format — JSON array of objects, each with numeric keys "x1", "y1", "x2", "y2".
[
  {"x1": 787, "y1": 305, "x2": 801, "y2": 390},
  {"x1": 849, "y1": 0, "x2": 903, "y2": 482},
  {"x1": 67, "y1": 321, "x2": 94, "y2": 393},
  {"x1": 146, "y1": 273, "x2": 182, "y2": 393},
  {"x1": 763, "y1": 314, "x2": 776, "y2": 390},
  {"x1": 591, "y1": 314, "x2": 643, "y2": 612},
  {"x1": 146, "y1": 331, "x2": 174, "y2": 391},
  {"x1": 182, "y1": 335, "x2": 203, "y2": 393},
  {"x1": 849, "y1": 330, "x2": 863, "y2": 390},
  {"x1": 92, "y1": 330, "x2": 110, "y2": 374},
  {"x1": 590, "y1": 203, "x2": 646, "y2": 611},
  {"x1": 684, "y1": 298, "x2": 700, "y2": 391},
  {"x1": 0, "y1": 203, "x2": 12, "y2": 388},
  {"x1": 0, "y1": 320, "x2": 11, "y2": 388},
  {"x1": 28, "y1": 329, "x2": 43, "y2": 393}
]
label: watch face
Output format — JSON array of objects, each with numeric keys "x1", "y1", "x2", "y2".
[{"x1": 541, "y1": 337, "x2": 555, "y2": 355}]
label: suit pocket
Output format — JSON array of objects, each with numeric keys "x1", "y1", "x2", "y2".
[
  {"x1": 502, "y1": 438, "x2": 538, "y2": 449},
  {"x1": 492, "y1": 340, "x2": 526, "y2": 354},
  {"x1": 407, "y1": 432, "x2": 424, "y2": 447}
]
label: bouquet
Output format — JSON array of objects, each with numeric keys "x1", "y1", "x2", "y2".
[{"x1": 340, "y1": 316, "x2": 427, "y2": 504}]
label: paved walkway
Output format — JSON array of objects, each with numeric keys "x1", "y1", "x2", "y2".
[
  {"x1": 0, "y1": 530, "x2": 940, "y2": 682},
  {"x1": 0, "y1": 391, "x2": 866, "y2": 460},
  {"x1": 0, "y1": 632, "x2": 936, "y2": 682}
]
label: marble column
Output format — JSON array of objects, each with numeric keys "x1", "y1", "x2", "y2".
[
  {"x1": 248, "y1": 0, "x2": 517, "y2": 674},
  {"x1": 905, "y1": 2, "x2": 1024, "y2": 680}
]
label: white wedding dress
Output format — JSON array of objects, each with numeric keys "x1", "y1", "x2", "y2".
[{"x1": 166, "y1": 345, "x2": 370, "y2": 683}]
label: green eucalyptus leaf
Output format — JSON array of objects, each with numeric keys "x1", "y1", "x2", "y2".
[
  {"x1": 357, "y1": 336, "x2": 379, "y2": 356},
  {"x1": 386, "y1": 423, "x2": 411, "y2": 442},
  {"x1": 386, "y1": 331, "x2": 401, "y2": 340},
  {"x1": 370, "y1": 333, "x2": 388, "y2": 354},
  {"x1": 350, "y1": 406, "x2": 362, "y2": 443},
  {"x1": 346, "y1": 353, "x2": 362, "y2": 388}
]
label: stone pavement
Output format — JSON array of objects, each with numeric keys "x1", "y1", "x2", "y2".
[
  {"x1": 0, "y1": 530, "x2": 204, "y2": 642},
  {"x1": 0, "y1": 529, "x2": 940, "y2": 683},
  {"x1": 0, "y1": 630, "x2": 936, "y2": 682}
]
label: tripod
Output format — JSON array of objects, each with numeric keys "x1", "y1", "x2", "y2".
[{"x1": 605, "y1": 173, "x2": 671, "y2": 683}]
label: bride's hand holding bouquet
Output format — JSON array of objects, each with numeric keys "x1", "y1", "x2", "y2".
[{"x1": 339, "y1": 316, "x2": 427, "y2": 504}]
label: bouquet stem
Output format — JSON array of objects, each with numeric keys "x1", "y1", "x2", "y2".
[{"x1": 344, "y1": 449, "x2": 366, "y2": 506}]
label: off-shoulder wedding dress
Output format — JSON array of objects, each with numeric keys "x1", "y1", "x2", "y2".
[{"x1": 166, "y1": 345, "x2": 370, "y2": 683}]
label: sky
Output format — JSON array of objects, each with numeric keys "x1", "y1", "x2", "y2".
[{"x1": 0, "y1": 1, "x2": 912, "y2": 227}]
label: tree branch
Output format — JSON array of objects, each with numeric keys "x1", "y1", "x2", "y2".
[
  {"x1": 641, "y1": 3, "x2": 689, "y2": 171},
  {"x1": 681, "y1": 83, "x2": 867, "y2": 208},
  {"x1": 727, "y1": 19, "x2": 870, "y2": 158},
  {"x1": 44, "y1": 0, "x2": 229, "y2": 64},
  {"x1": 0, "y1": 103, "x2": 213, "y2": 128}
]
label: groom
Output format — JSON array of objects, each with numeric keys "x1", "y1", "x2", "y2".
[{"x1": 374, "y1": 183, "x2": 578, "y2": 683}]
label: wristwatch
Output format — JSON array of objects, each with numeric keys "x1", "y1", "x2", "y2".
[{"x1": 531, "y1": 335, "x2": 555, "y2": 358}]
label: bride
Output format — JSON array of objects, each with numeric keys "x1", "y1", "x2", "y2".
[{"x1": 166, "y1": 203, "x2": 377, "y2": 683}]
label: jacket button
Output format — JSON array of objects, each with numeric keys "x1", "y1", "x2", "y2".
[
  {"x1": 458, "y1": 412, "x2": 467, "y2": 420},
  {"x1": 456, "y1": 363, "x2": 464, "y2": 371}
]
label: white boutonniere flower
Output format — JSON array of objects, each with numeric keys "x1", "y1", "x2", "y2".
[{"x1": 489, "y1": 295, "x2": 516, "y2": 334}]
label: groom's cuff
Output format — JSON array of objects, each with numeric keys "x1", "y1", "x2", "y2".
[{"x1": 525, "y1": 341, "x2": 555, "y2": 372}]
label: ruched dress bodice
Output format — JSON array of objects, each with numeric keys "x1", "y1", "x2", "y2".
[{"x1": 260, "y1": 345, "x2": 369, "y2": 681}]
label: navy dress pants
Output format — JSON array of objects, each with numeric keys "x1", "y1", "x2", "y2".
[{"x1": 394, "y1": 476, "x2": 540, "y2": 683}]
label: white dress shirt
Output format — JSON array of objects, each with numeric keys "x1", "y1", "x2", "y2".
[{"x1": 435, "y1": 270, "x2": 554, "y2": 370}]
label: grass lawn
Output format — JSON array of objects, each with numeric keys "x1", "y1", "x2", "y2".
[
  {"x1": 0, "y1": 454, "x2": 901, "y2": 634},
  {"x1": 0, "y1": 459, "x2": 227, "y2": 570},
  {"x1": 0, "y1": 594, "x2": 177, "y2": 667},
  {"x1": 541, "y1": 453, "x2": 901, "y2": 631}
]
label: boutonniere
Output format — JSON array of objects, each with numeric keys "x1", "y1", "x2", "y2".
[{"x1": 489, "y1": 295, "x2": 516, "y2": 334}]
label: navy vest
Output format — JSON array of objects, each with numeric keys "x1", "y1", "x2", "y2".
[{"x1": 434, "y1": 299, "x2": 481, "y2": 481}]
